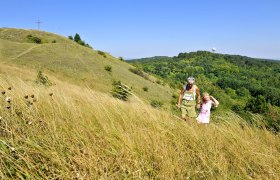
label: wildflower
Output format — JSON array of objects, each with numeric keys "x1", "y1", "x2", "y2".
[{"x1": 5, "y1": 97, "x2": 11, "y2": 103}]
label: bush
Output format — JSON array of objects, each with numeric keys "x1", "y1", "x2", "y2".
[
  {"x1": 111, "y1": 81, "x2": 131, "y2": 101},
  {"x1": 97, "y1": 50, "x2": 106, "y2": 58},
  {"x1": 150, "y1": 100, "x2": 163, "y2": 108},
  {"x1": 68, "y1": 36, "x2": 73, "y2": 40},
  {"x1": 143, "y1": 86, "x2": 149, "y2": 92},
  {"x1": 27, "y1": 34, "x2": 42, "y2": 44},
  {"x1": 35, "y1": 71, "x2": 53, "y2": 86},
  {"x1": 129, "y1": 68, "x2": 149, "y2": 80},
  {"x1": 104, "y1": 65, "x2": 112, "y2": 72},
  {"x1": 119, "y1": 57, "x2": 124, "y2": 61},
  {"x1": 156, "y1": 80, "x2": 162, "y2": 84},
  {"x1": 52, "y1": 40, "x2": 56, "y2": 43}
]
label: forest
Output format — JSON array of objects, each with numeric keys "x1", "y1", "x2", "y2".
[{"x1": 129, "y1": 51, "x2": 280, "y2": 132}]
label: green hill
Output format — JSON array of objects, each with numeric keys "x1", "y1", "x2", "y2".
[
  {"x1": 0, "y1": 28, "x2": 173, "y2": 107},
  {"x1": 129, "y1": 51, "x2": 280, "y2": 131}
]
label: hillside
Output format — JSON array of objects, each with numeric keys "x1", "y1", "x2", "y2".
[
  {"x1": 0, "y1": 28, "x2": 173, "y2": 107},
  {"x1": 0, "y1": 64, "x2": 279, "y2": 179},
  {"x1": 129, "y1": 51, "x2": 280, "y2": 131},
  {"x1": 0, "y1": 29, "x2": 279, "y2": 179}
]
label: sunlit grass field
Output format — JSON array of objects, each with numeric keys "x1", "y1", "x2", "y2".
[
  {"x1": 0, "y1": 67, "x2": 279, "y2": 179},
  {"x1": 0, "y1": 28, "x2": 174, "y2": 108},
  {"x1": 0, "y1": 28, "x2": 279, "y2": 179}
]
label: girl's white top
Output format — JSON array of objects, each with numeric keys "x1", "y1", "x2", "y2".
[{"x1": 196, "y1": 100, "x2": 214, "y2": 123}]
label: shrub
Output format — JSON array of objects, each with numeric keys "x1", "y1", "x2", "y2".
[
  {"x1": 68, "y1": 36, "x2": 73, "y2": 40},
  {"x1": 129, "y1": 68, "x2": 149, "y2": 80},
  {"x1": 35, "y1": 71, "x2": 53, "y2": 86},
  {"x1": 156, "y1": 80, "x2": 162, "y2": 85},
  {"x1": 143, "y1": 86, "x2": 148, "y2": 92},
  {"x1": 104, "y1": 65, "x2": 112, "y2": 72},
  {"x1": 150, "y1": 100, "x2": 163, "y2": 108},
  {"x1": 97, "y1": 50, "x2": 106, "y2": 58},
  {"x1": 52, "y1": 40, "x2": 56, "y2": 43},
  {"x1": 27, "y1": 34, "x2": 42, "y2": 44},
  {"x1": 111, "y1": 81, "x2": 131, "y2": 101},
  {"x1": 119, "y1": 57, "x2": 124, "y2": 61}
]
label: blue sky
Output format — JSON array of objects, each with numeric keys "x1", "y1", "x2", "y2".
[{"x1": 1, "y1": 0, "x2": 280, "y2": 59}]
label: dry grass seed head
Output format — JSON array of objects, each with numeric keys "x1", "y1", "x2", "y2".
[{"x1": 5, "y1": 97, "x2": 11, "y2": 103}]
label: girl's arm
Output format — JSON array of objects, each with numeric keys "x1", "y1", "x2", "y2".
[{"x1": 210, "y1": 96, "x2": 219, "y2": 107}]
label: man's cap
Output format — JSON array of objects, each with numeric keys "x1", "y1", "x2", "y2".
[{"x1": 187, "y1": 76, "x2": 195, "y2": 84}]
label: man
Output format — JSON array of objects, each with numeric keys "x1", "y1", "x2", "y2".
[{"x1": 177, "y1": 77, "x2": 201, "y2": 121}]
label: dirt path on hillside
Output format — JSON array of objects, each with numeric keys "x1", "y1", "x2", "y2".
[{"x1": 12, "y1": 44, "x2": 42, "y2": 59}]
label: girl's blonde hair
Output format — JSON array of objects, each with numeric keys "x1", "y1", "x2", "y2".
[{"x1": 202, "y1": 92, "x2": 210, "y2": 103}]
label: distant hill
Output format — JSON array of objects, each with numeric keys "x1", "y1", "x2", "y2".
[
  {"x1": 129, "y1": 51, "x2": 280, "y2": 131},
  {"x1": 0, "y1": 28, "x2": 174, "y2": 107}
]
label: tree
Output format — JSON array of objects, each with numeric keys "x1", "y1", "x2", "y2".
[
  {"x1": 74, "y1": 33, "x2": 81, "y2": 42},
  {"x1": 245, "y1": 95, "x2": 268, "y2": 114},
  {"x1": 68, "y1": 36, "x2": 73, "y2": 40}
]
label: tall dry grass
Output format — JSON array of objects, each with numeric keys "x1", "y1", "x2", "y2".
[{"x1": 0, "y1": 75, "x2": 279, "y2": 179}]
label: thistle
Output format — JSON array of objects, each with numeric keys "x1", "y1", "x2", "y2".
[{"x1": 5, "y1": 97, "x2": 11, "y2": 103}]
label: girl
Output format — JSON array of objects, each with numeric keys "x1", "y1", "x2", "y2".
[{"x1": 196, "y1": 92, "x2": 219, "y2": 125}]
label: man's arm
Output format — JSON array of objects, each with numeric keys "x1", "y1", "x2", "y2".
[
  {"x1": 177, "y1": 86, "x2": 185, "y2": 108},
  {"x1": 196, "y1": 86, "x2": 201, "y2": 109}
]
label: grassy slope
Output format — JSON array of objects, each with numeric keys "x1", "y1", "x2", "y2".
[
  {"x1": 0, "y1": 28, "x2": 279, "y2": 179},
  {"x1": 0, "y1": 67, "x2": 279, "y2": 179},
  {"x1": 0, "y1": 28, "x2": 173, "y2": 107}
]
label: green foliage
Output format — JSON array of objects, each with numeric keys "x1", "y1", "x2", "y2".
[
  {"x1": 119, "y1": 57, "x2": 124, "y2": 61},
  {"x1": 129, "y1": 51, "x2": 280, "y2": 131},
  {"x1": 111, "y1": 81, "x2": 131, "y2": 101},
  {"x1": 27, "y1": 34, "x2": 42, "y2": 44},
  {"x1": 97, "y1": 50, "x2": 106, "y2": 58},
  {"x1": 143, "y1": 86, "x2": 148, "y2": 92},
  {"x1": 35, "y1": 71, "x2": 53, "y2": 86},
  {"x1": 150, "y1": 100, "x2": 163, "y2": 108},
  {"x1": 74, "y1": 33, "x2": 81, "y2": 42},
  {"x1": 68, "y1": 33, "x2": 92, "y2": 48},
  {"x1": 245, "y1": 95, "x2": 268, "y2": 114},
  {"x1": 225, "y1": 87, "x2": 237, "y2": 98},
  {"x1": 52, "y1": 40, "x2": 56, "y2": 43},
  {"x1": 104, "y1": 65, "x2": 112, "y2": 72}
]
